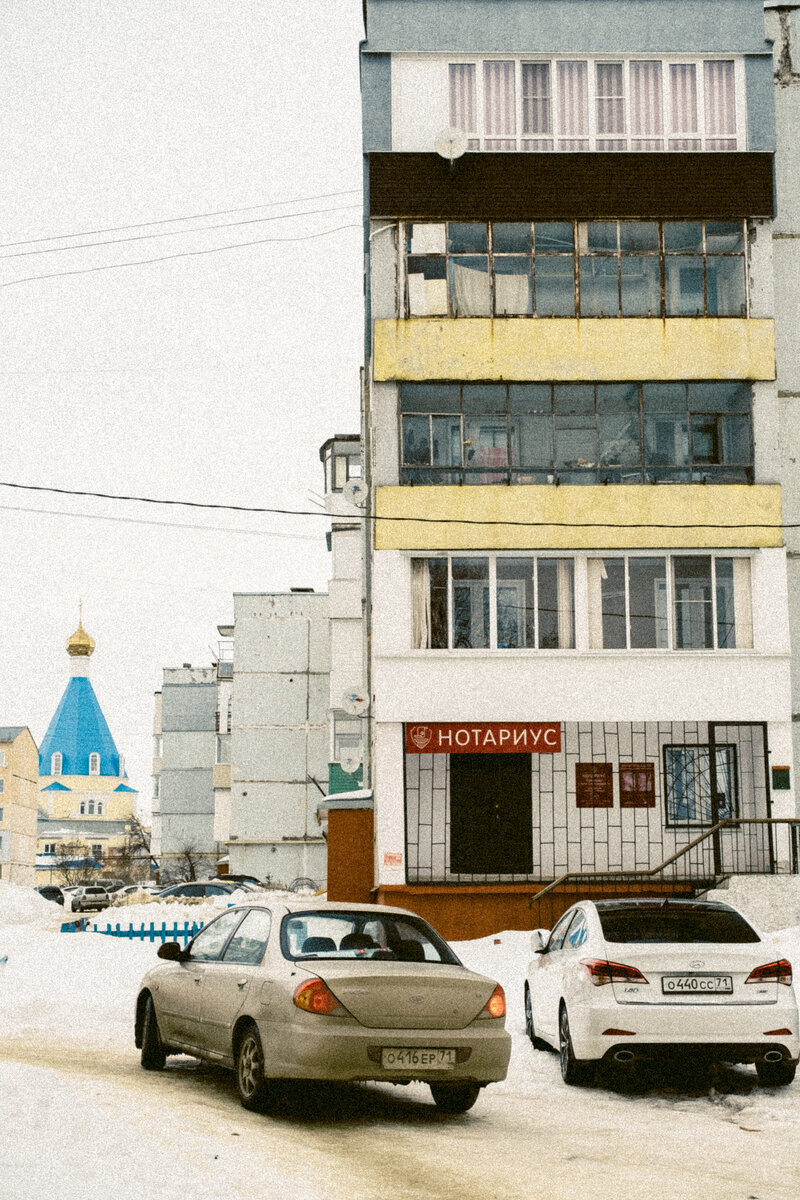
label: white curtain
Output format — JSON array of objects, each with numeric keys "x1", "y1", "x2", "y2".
[
  {"x1": 596, "y1": 62, "x2": 624, "y2": 135},
  {"x1": 522, "y1": 62, "x2": 551, "y2": 135},
  {"x1": 670, "y1": 63, "x2": 698, "y2": 134},
  {"x1": 557, "y1": 61, "x2": 589, "y2": 148},
  {"x1": 557, "y1": 559, "x2": 575, "y2": 649},
  {"x1": 494, "y1": 270, "x2": 531, "y2": 315},
  {"x1": 451, "y1": 261, "x2": 491, "y2": 315},
  {"x1": 630, "y1": 60, "x2": 662, "y2": 149},
  {"x1": 484, "y1": 60, "x2": 516, "y2": 137},
  {"x1": 411, "y1": 560, "x2": 432, "y2": 649},
  {"x1": 449, "y1": 63, "x2": 477, "y2": 134},
  {"x1": 704, "y1": 60, "x2": 736, "y2": 136}
]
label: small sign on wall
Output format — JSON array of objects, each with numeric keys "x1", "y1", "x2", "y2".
[
  {"x1": 383, "y1": 851, "x2": 403, "y2": 867},
  {"x1": 772, "y1": 765, "x2": 791, "y2": 790}
]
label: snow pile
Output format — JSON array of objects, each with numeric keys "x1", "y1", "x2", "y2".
[
  {"x1": 703, "y1": 875, "x2": 800, "y2": 932},
  {"x1": 0, "y1": 881, "x2": 69, "y2": 931}
]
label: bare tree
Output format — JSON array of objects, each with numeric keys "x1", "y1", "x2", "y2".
[
  {"x1": 161, "y1": 843, "x2": 217, "y2": 884},
  {"x1": 55, "y1": 839, "x2": 99, "y2": 887}
]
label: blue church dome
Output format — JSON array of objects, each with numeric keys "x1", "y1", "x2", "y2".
[{"x1": 39, "y1": 620, "x2": 124, "y2": 777}]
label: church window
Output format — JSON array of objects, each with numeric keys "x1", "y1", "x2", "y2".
[
  {"x1": 88, "y1": 799, "x2": 95, "y2": 815},
  {"x1": 51, "y1": 752, "x2": 62, "y2": 776},
  {"x1": 97, "y1": 801, "x2": 103, "y2": 815},
  {"x1": 89, "y1": 753, "x2": 100, "y2": 775},
  {"x1": 80, "y1": 801, "x2": 85, "y2": 814}
]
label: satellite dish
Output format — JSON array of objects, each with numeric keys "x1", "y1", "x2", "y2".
[
  {"x1": 342, "y1": 478, "x2": 369, "y2": 508},
  {"x1": 434, "y1": 127, "x2": 468, "y2": 162},
  {"x1": 342, "y1": 689, "x2": 370, "y2": 716},
  {"x1": 341, "y1": 747, "x2": 363, "y2": 774}
]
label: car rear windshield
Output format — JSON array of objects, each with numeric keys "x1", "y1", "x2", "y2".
[
  {"x1": 598, "y1": 906, "x2": 760, "y2": 944},
  {"x1": 280, "y1": 910, "x2": 461, "y2": 965}
]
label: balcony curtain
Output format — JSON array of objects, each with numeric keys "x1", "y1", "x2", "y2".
[
  {"x1": 704, "y1": 61, "x2": 736, "y2": 137},
  {"x1": 630, "y1": 61, "x2": 663, "y2": 149},
  {"x1": 522, "y1": 62, "x2": 551, "y2": 134},
  {"x1": 412, "y1": 559, "x2": 432, "y2": 649},
  {"x1": 557, "y1": 61, "x2": 589, "y2": 148},
  {"x1": 484, "y1": 60, "x2": 516, "y2": 149},
  {"x1": 449, "y1": 63, "x2": 478, "y2": 143}
]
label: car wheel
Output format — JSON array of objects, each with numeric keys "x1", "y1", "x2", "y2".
[
  {"x1": 756, "y1": 1059, "x2": 797, "y2": 1088},
  {"x1": 140, "y1": 996, "x2": 167, "y2": 1070},
  {"x1": 559, "y1": 1005, "x2": 594, "y2": 1087},
  {"x1": 235, "y1": 1023, "x2": 272, "y2": 1111},
  {"x1": 429, "y1": 1082, "x2": 481, "y2": 1114},
  {"x1": 524, "y1": 985, "x2": 549, "y2": 1052}
]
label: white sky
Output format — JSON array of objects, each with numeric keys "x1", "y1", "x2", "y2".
[{"x1": 0, "y1": 1, "x2": 366, "y2": 814}]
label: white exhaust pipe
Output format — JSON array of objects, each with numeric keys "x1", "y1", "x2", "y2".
[
  {"x1": 763, "y1": 1050, "x2": 784, "y2": 1063},
  {"x1": 613, "y1": 1049, "x2": 636, "y2": 1063}
]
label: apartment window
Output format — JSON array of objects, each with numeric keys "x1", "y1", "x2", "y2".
[
  {"x1": 576, "y1": 763, "x2": 614, "y2": 807},
  {"x1": 324, "y1": 446, "x2": 362, "y2": 493},
  {"x1": 89, "y1": 753, "x2": 100, "y2": 775},
  {"x1": 0, "y1": 806, "x2": 3, "y2": 821},
  {"x1": 411, "y1": 555, "x2": 574, "y2": 650},
  {"x1": 619, "y1": 763, "x2": 656, "y2": 808},
  {"x1": 400, "y1": 380, "x2": 752, "y2": 486},
  {"x1": 441, "y1": 56, "x2": 740, "y2": 152},
  {"x1": 51, "y1": 752, "x2": 62, "y2": 776},
  {"x1": 587, "y1": 554, "x2": 752, "y2": 650},
  {"x1": 404, "y1": 220, "x2": 746, "y2": 319},
  {"x1": 664, "y1": 744, "x2": 738, "y2": 824},
  {"x1": 92, "y1": 844, "x2": 103, "y2": 861},
  {"x1": 44, "y1": 842, "x2": 56, "y2": 854},
  {"x1": 80, "y1": 801, "x2": 85, "y2": 814}
]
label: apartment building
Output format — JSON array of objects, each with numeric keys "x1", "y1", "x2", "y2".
[
  {"x1": 0, "y1": 726, "x2": 38, "y2": 885},
  {"x1": 350, "y1": 0, "x2": 797, "y2": 938}
]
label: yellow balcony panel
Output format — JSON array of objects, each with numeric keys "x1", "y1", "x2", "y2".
[
  {"x1": 375, "y1": 484, "x2": 783, "y2": 551},
  {"x1": 373, "y1": 318, "x2": 775, "y2": 382},
  {"x1": 213, "y1": 763, "x2": 231, "y2": 790}
]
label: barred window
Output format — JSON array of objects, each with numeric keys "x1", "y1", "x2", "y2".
[{"x1": 664, "y1": 744, "x2": 738, "y2": 824}]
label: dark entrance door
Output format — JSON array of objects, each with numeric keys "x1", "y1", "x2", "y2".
[{"x1": 449, "y1": 753, "x2": 533, "y2": 874}]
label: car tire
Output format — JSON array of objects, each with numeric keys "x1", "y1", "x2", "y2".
[
  {"x1": 429, "y1": 1082, "x2": 481, "y2": 1114},
  {"x1": 755, "y1": 1059, "x2": 797, "y2": 1088},
  {"x1": 524, "y1": 985, "x2": 549, "y2": 1052},
  {"x1": 235, "y1": 1023, "x2": 272, "y2": 1111},
  {"x1": 140, "y1": 996, "x2": 167, "y2": 1071},
  {"x1": 559, "y1": 1005, "x2": 595, "y2": 1087}
]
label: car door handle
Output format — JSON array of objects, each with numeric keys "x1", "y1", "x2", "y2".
[
  {"x1": 193, "y1": 976, "x2": 203, "y2": 984},
  {"x1": 237, "y1": 979, "x2": 249, "y2": 989}
]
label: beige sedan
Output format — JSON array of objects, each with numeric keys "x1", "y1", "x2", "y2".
[{"x1": 135, "y1": 900, "x2": 511, "y2": 1113}]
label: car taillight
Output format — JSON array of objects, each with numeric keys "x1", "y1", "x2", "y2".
[
  {"x1": 292, "y1": 978, "x2": 350, "y2": 1016},
  {"x1": 580, "y1": 958, "x2": 649, "y2": 987},
  {"x1": 745, "y1": 959, "x2": 793, "y2": 986},
  {"x1": 477, "y1": 984, "x2": 506, "y2": 1018}
]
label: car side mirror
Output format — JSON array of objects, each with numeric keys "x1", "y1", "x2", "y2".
[
  {"x1": 530, "y1": 929, "x2": 549, "y2": 954},
  {"x1": 157, "y1": 941, "x2": 186, "y2": 961}
]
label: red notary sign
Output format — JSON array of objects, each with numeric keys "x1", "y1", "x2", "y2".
[{"x1": 405, "y1": 722, "x2": 561, "y2": 755}]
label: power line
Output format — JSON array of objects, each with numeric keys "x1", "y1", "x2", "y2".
[
  {"x1": 0, "y1": 187, "x2": 362, "y2": 250},
  {"x1": 0, "y1": 479, "x2": 793, "y2": 530},
  {"x1": 0, "y1": 203, "x2": 362, "y2": 262},
  {"x1": 0, "y1": 501, "x2": 321, "y2": 541},
  {"x1": 0, "y1": 223, "x2": 362, "y2": 289}
]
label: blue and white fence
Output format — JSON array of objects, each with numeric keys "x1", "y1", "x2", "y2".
[{"x1": 61, "y1": 919, "x2": 205, "y2": 945}]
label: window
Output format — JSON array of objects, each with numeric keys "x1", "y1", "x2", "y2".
[
  {"x1": 576, "y1": 763, "x2": 614, "y2": 808},
  {"x1": 440, "y1": 56, "x2": 741, "y2": 151},
  {"x1": 51, "y1": 752, "x2": 62, "y2": 776},
  {"x1": 403, "y1": 220, "x2": 747, "y2": 319},
  {"x1": 222, "y1": 908, "x2": 272, "y2": 964},
  {"x1": 401, "y1": 380, "x2": 752, "y2": 486},
  {"x1": 0, "y1": 751, "x2": 5, "y2": 766},
  {"x1": 216, "y1": 734, "x2": 231, "y2": 764},
  {"x1": 44, "y1": 842, "x2": 56, "y2": 854},
  {"x1": 619, "y1": 763, "x2": 656, "y2": 808},
  {"x1": 0, "y1": 807, "x2": 3, "y2": 821},
  {"x1": 324, "y1": 447, "x2": 362, "y2": 493},
  {"x1": 89, "y1": 753, "x2": 100, "y2": 776},
  {"x1": 97, "y1": 802, "x2": 103, "y2": 816},
  {"x1": 0, "y1": 779, "x2": 4, "y2": 794},
  {"x1": 80, "y1": 801, "x2": 85, "y2": 815},
  {"x1": 598, "y1": 903, "x2": 759, "y2": 943},
  {"x1": 664, "y1": 744, "x2": 738, "y2": 824},
  {"x1": 588, "y1": 554, "x2": 752, "y2": 650},
  {"x1": 564, "y1": 909, "x2": 589, "y2": 949},
  {"x1": 412, "y1": 555, "x2": 574, "y2": 650},
  {"x1": 546, "y1": 909, "x2": 579, "y2": 952},
  {"x1": 188, "y1": 909, "x2": 245, "y2": 961},
  {"x1": 153, "y1": 776, "x2": 160, "y2": 800},
  {"x1": 91, "y1": 844, "x2": 103, "y2": 861}
]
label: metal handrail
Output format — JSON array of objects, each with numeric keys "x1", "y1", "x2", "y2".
[{"x1": 528, "y1": 817, "x2": 800, "y2": 910}]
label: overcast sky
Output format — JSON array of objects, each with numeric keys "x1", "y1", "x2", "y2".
[{"x1": 0, "y1": 1, "x2": 365, "y2": 815}]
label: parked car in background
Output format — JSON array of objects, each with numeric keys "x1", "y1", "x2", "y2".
[
  {"x1": 524, "y1": 898, "x2": 798, "y2": 1088},
  {"x1": 157, "y1": 880, "x2": 242, "y2": 900},
  {"x1": 36, "y1": 885, "x2": 65, "y2": 906},
  {"x1": 135, "y1": 900, "x2": 511, "y2": 1113},
  {"x1": 112, "y1": 883, "x2": 162, "y2": 904},
  {"x1": 69, "y1": 885, "x2": 111, "y2": 913}
]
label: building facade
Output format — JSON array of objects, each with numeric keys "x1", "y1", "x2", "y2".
[
  {"x1": 37, "y1": 621, "x2": 139, "y2": 882},
  {"x1": 0, "y1": 726, "x2": 38, "y2": 885},
  {"x1": 355, "y1": 0, "x2": 797, "y2": 938}
]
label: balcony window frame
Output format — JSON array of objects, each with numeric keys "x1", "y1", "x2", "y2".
[{"x1": 438, "y1": 54, "x2": 744, "y2": 153}]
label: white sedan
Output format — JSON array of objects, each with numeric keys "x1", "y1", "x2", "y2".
[
  {"x1": 135, "y1": 900, "x2": 511, "y2": 1113},
  {"x1": 524, "y1": 898, "x2": 798, "y2": 1087}
]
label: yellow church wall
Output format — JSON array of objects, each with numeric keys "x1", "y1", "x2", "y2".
[
  {"x1": 375, "y1": 484, "x2": 783, "y2": 551},
  {"x1": 373, "y1": 317, "x2": 775, "y2": 382},
  {"x1": 39, "y1": 775, "x2": 137, "y2": 822}
]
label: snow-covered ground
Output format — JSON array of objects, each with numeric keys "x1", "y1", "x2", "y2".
[{"x1": 2, "y1": 881, "x2": 800, "y2": 1200}]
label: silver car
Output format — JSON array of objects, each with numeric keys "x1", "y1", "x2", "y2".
[{"x1": 135, "y1": 900, "x2": 511, "y2": 1113}]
